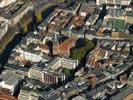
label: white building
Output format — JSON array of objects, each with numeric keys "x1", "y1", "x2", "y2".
[
  {"x1": 96, "y1": 0, "x2": 131, "y2": 5},
  {"x1": 15, "y1": 49, "x2": 46, "y2": 63},
  {"x1": 86, "y1": 14, "x2": 99, "y2": 26},
  {"x1": 28, "y1": 57, "x2": 78, "y2": 84},
  {"x1": 18, "y1": 89, "x2": 40, "y2": 100},
  {"x1": 49, "y1": 57, "x2": 79, "y2": 70},
  {"x1": 0, "y1": 0, "x2": 16, "y2": 8},
  {"x1": 61, "y1": 57, "x2": 78, "y2": 70}
]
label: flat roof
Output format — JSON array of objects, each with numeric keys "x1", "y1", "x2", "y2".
[
  {"x1": 0, "y1": 70, "x2": 23, "y2": 85},
  {"x1": 107, "y1": 8, "x2": 125, "y2": 17},
  {"x1": 110, "y1": 86, "x2": 133, "y2": 100}
]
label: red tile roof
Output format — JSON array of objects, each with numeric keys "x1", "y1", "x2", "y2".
[
  {"x1": 53, "y1": 38, "x2": 76, "y2": 56},
  {"x1": 39, "y1": 44, "x2": 49, "y2": 50},
  {"x1": 73, "y1": 16, "x2": 85, "y2": 27},
  {"x1": 0, "y1": 93, "x2": 17, "y2": 100},
  {"x1": 0, "y1": 88, "x2": 11, "y2": 95},
  {"x1": 87, "y1": 47, "x2": 108, "y2": 69}
]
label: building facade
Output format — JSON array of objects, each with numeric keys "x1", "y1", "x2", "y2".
[
  {"x1": 28, "y1": 66, "x2": 44, "y2": 82},
  {"x1": 96, "y1": 0, "x2": 131, "y2": 5},
  {"x1": 0, "y1": 70, "x2": 23, "y2": 95},
  {"x1": 18, "y1": 89, "x2": 40, "y2": 100},
  {"x1": 43, "y1": 70, "x2": 65, "y2": 84},
  {"x1": 28, "y1": 57, "x2": 78, "y2": 84},
  {"x1": 28, "y1": 65, "x2": 65, "y2": 84}
]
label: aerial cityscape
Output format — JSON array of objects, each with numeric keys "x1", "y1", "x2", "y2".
[{"x1": 0, "y1": 0, "x2": 133, "y2": 100}]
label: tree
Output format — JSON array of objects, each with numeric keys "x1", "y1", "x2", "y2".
[
  {"x1": 71, "y1": 39, "x2": 95, "y2": 61},
  {"x1": 63, "y1": 68, "x2": 70, "y2": 76},
  {"x1": 36, "y1": 12, "x2": 42, "y2": 23},
  {"x1": 23, "y1": 23, "x2": 28, "y2": 33},
  {"x1": 84, "y1": 39, "x2": 95, "y2": 51}
]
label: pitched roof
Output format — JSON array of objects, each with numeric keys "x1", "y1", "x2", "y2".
[
  {"x1": 0, "y1": 93, "x2": 17, "y2": 100},
  {"x1": 39, "y1": 44, "x2": 49, "y2": 50}
]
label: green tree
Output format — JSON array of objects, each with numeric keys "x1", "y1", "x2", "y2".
[
  {"x1": 36, "y1": 12, "x2": 42, "y2": 23},
  {"x1": 71, "y1": 39, "x2": 95, "y2": 61},
  {"x1": 63, "y1": 68, "x2": 70, "y2": 76}
]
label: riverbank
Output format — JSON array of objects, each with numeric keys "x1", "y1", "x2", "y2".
[{"x1": 0, "y1": 28, "x2": 19, "y2": 55}]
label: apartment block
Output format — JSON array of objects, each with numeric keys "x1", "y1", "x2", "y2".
[
  {"x1": 96, "y1": 0, "x2": 131, "y2": 5},
  {"x1": 28, "y1": 66, "x2": 44, "y2": 82},
  {"x1": 18, "y1": 88, "x2": 41, "y2": 100},
  {"x1": 0, "y1": 70, "x2": 23, "y2": 95},
  {"x1": 28, "y1": 57, "x2": 78, "y2": 84}
]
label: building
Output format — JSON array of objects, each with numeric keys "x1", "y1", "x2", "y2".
[
  {"x1": 43, "y1": 70, "x2": 63, "y2": 84},
  {"x1": 96, "y1": 0, "x2": 131, "y2": 5},
  {"x1": 86, "y1": 85, "x2": 107, "y2": 99},
  {"x1": 111, "y1": 32, "x2": 120, "y2": 38},
  {"x1": 107, "y1": 80, "x2": 126, "y2": 91},
  {"x1": 46, "y1": 93, "x2": 61, "y2": 100},
  {"x1": 37, "y1": 44, "x2": 50, "y2": 54},
  {"x1": 53, "y1": 38, "x2": 76, "y2": 56},
  {"x1": 79, "y1": 3, "x2": 97, "y2": 17},
  {"x1": 47, "y1": 9, "x2": 73, "y2": 33},
  {"x1": 14, "y1": 49, "x2": 46, "y2": 63},
  {"x1": 18, "y1": 36, "x2": 76, "y2": 57},
  {"x1": 61, "y1": 57, "x2": 78, "y2": 70},
  {"x1": 124, "y1": 93, "x2": 133, "y2": 100},
  {"x1": 28, "y1": 61, "x2": 64, "y2": 84},
  {"x1": 110, "y1": 85, "x2": 133, "y2": 100},
  {"x1": 18, "y1": 77, "x2": 61, "y2": 100},
  {"x1": 87, "y1": 70, "x2": 107, "y2": 84},
  {"x1": 86, "y1": 14, "x2": 99, "y2": 26},
  {"x1": 96, "y1": 0, "x2": 107, "y2": 5},
  {"x1": 0, "y1": 2, "x2": 33, "y2": 25},
  {"x1": 121, "y1": 70, "x2": 133, "y2": 86},
  {"x1": 48, "y1": 57, "x2": 78, "y2": 70},
  {"x1": 111, "y1": 32, "x2": 133, "y2": 39},
  {"x1": 72, "y1": 16, "x2": 85, "y2": 28},
  {"x1": 0, "y1": 0, "x2": 16, "y2": 8},
  {"x1": 0, "y1": 87, "x2": 11, "y2": 95},
  {"x1": 28, "y1": 65, "x2": 44, "y2": 83},
  {"x1": 4, "y1": 51, "x2": 31, "y2": 76},
  {"x1": 18, "y1": 89, "x2": 41, "y2": 100},
  {"x1": 86, "y1": 47, "x2": 109, "y2": 69},
  {"x1": 14, "y1": 38, "x2": 52, "y2": 63},
  {"x1": 18, "y1": 78, "x2": 44, "y2": 100},
  {"x1": 63, "y1": 2, "x2": 81, "y2": 15},
  {"x1": 28, "y1": 57, "x2": 78, "y2": 84},
  {"x1": 72, "y1": 95, "x2": 86, "y2": 100},
  {"x1": 0, "y1": 93, "x2": 17, "y2": 100},
  {"x1": 125, "y1": 10, "x2": 133, "y2": 24},
  {"x1": 103, "y1": 8, "x2": 127, "y2": 31},
  {"x1": 0, "y1": 70, "x2": 23, "y2": 94},
  {"x1": 104, "y1": 8, "x2": 125, "y2": 20}
]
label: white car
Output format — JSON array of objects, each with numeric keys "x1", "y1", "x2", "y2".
[{"x1": 78, "y1": 81, "x2": 85, "y2": 86}]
